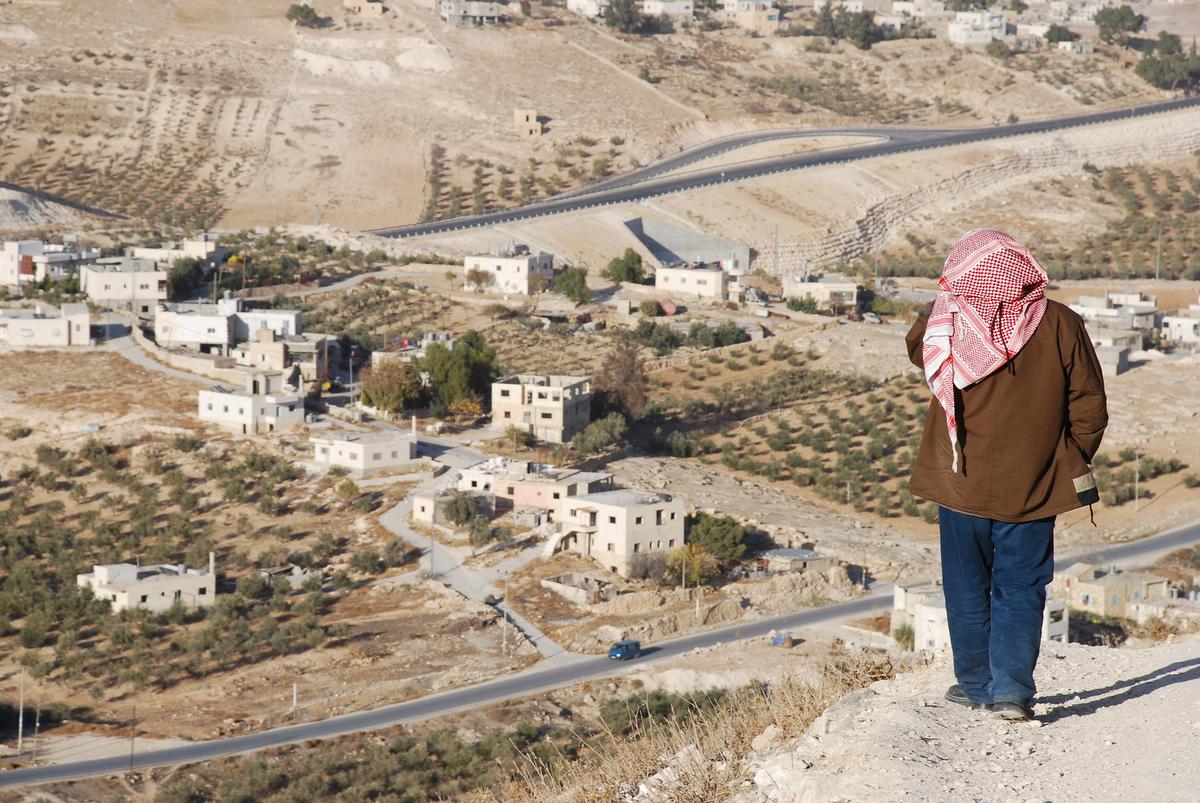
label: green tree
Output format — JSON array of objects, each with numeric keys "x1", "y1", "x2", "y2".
[
  {"x1": 444, "y1": 492, "x2": 476, "y2": 527},
  {"x1": 553, "y1": 266, "x2": 591, "y2": 305},
  {"x1": 359, "y1": 360, "x2": 422, "y2": 414},
  {"x1": 285, "y1": 4, "x2": 322, "y2": 27},
  {"x1": 1044, "y1": 24, "x2": 1079, "y2": 43},
  {"x1": 418, "y1": 330, "x2": 499, "y2": 408},
  {"x1": 686, "y1": 513, "x2": 747, "y2": 561},
  {"x1": 1094, "y1": 5, "x2": 1146, "y2": 45},
  {"x1": 571, "y1": 413, "x2": 628, "y2": 454},
  {"x1": 985, "y1": 40, "x2": 1011, "y2": 60},
  {"x1": 595, "y1": 333, "x2": 648, "y2": 420},
  {"x1": 603, "y1": 248, "x2": 646, "y2": 285},
  {"x1": 667, "y1": 544, "x2": 720, "y2": 585},
  {"x1": 787, "y1": 296, "x2": 819, "y2": 313},
  {"x1": 606, "y1": 0, "x2": 643, "y2": 33}
]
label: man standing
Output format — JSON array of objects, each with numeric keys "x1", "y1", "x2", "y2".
[{"x1": 906, "y1": 229, "x2": 1108, "y2": 721}]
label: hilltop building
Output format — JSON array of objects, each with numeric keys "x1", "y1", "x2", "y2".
[
  {"x1": 197, "y1": 371, "x2": 304, "y2": 435},
  {"x1": 552, "y1": 489, "x2": 685, "y2": 578},
  {"x1": 893, "y1": 581, "x2": 1067, "y2": 650},
  {"x1": 0, "y1": 240, "x2": 100, "y2": 290},
  {"x1": 130, "y1": 233, "x2": 226, "y2": 266},
  {"x1": 947, "y1": 10, "x2": 1013, "y2": 44},
  {"x1": 641, "y1": 0, "x2": 694, "y2": 20},
  {"x1": 1050, "y1": 563, "x2": 1171, "y2": 619},
  {"x1": 79, "y1": 258, "x2": 169, "y2": 316},
  {"x1": 438, "y1": 0, "x2": 507, "y2": 26},
  {"x1": 0, "y1": 303, "x2": 91, "y2": 348},
  {"x1": 78, "y1": 554, "x2": 216, "y2": 613},
  {"x1": 491, "y1": 374, "x2": 592, "y2": 444},
  {"x1": 783, "y1": 273, "x2": 859, "y2": 310},
  {"x1": 310, "y1": 431, "x2": 418, "y2": 476},
  {"x1": 654, "y1": 263, "x2": 729, "y2": 302},
  {"x1": 464, "y1": 244, "x2": 555, "y2": 296},
  {"x1": 567, "y1": 0, "x2": 609, "y2": 17},
  {"x1": 1161, "y1": 295, "x2": 1200, "y2": 347}
]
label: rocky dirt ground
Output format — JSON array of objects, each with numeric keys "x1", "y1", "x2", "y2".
[{"x1": 735, "y1": 634, "x2": 1200, "y2": 802}]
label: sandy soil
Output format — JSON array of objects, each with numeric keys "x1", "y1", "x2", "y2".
[{"x1": 736, "y1": 634, "x2": 1200, "y2": 802}]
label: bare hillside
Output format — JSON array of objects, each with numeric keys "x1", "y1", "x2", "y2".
[{"x1": 0, "y1": 0, "x2": 1164, "y2": 233}]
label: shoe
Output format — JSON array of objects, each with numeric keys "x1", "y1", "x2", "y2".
[
  {"x1": 944, "y1": 685, "x2": 992, "y2": 711},
  {"x1": 992, "y1": 701, "x2": 1035, "y2": 721}
]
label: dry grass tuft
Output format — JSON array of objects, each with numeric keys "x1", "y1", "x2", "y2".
[{"x1": 486, "y1": 649, "x2": 903, "y2": 803}]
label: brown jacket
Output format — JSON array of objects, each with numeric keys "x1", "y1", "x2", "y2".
[{"x1": 906, "y1": 300, "x2": 1108, "y2": 523}]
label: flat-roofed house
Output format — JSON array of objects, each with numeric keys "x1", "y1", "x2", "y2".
[
  {"x1": 782, "y1": 273, "x2": 859, "y2": 311},
  {"x1": 79, "y1": 258, "x2": 169, "y2": 316},
  {"x1": 464, "y1": 244, "x2": 554, "y2": 296},
  {"x1": 310, "y1": 430, "x2": 418, "y2": 476},
  {"x1": 0, "y1": 240, "x2": 100, "y2": 290},
  {"x1": 491, "y1": 374, "x2": 592, "y2": 444},
  {"x1": 654, "y1": 263, "x2": 728, "y2": 302},
  {"x1": 554, "y1": 489, "x2": 685, "y2": 578},
  {"x1": 0, "y1": 303, "x2": 91, "y2": 347},
  {"x1": 78, "y1": 555, "x2": 216, "y2": 613},
  {"x1": 197, "y1": 371, "x2": 303, "y2": 435},
  {"x1": 1050, "y1": 563, "x2": 1171, "y2": 619}
]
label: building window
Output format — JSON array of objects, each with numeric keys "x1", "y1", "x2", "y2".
[
  {"x1": 500, "y1": 389, "x2": 511, "y2": 397},
  {"x1": 635, "y1": 516, "x2": 643, "y2": 525},
  {"x1": 540, "y1": 412, "x2": 552, "y2": 420},
  {"x1": 372, "y1": 452, "x2": 382, "y2": 460},
  {"x1": 537, "y1": 391, "x2": 546, "y2": 399},
  {"x1": 656, "y1": 510, "x2": 663, "y2": 525},
  {"x1": 207, "y1": 403, "x2": 214, "y2": 411},
  {"x1": 140, "y1": 595, "x2": 148, "y2": 603},
  {"x1": 199, "y1": 587, "x2": 207, "y2": 595},
  {"x1": 606, "y1": 543, "x2": 614, "y2": 552},
  {"x1": 391, "y1": 451, "x2": 398, "y2": 458},
  {"x1": 669, "y1": 539, "x2": 675, "y2": 547},
  {"x1": 633, "y1": 543, "x2": 640, "y2": 553},
  {"x1": 670, "y1": 512, "x2": 676, "y2": 520},
  {"x1": 174, "y1": 590, "x2": 182, "y2": 600},
  {"x1": 553, "y1": 492, "x2": 560, "y2": 499},
  {"x1": 608, "y1": 515, "x2": 616, "y2": 524},
  {"x1": 503, "y1": 411, "x2": 511, "y2": 419}
]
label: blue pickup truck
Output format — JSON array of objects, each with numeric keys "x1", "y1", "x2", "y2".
[{"x1": 608, "y1": 639, "x2": 641, "y2": 660}]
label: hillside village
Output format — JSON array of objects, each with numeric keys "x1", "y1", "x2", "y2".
[{"x1": 1, "y1": 0, "x2": 1200, "y2": 799}]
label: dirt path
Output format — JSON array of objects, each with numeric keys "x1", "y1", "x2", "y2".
[{"x1": 738, "y1": 635, "x2": 1200, "y2": 802}]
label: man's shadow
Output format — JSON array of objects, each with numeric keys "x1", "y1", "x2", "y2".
[{"x1": 1039, "y1": 656, "x2": 1200, "y2": 723}]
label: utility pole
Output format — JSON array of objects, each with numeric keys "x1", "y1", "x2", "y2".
[
  {"x1": 128, "y1": 705, "x2": 136, "y2": 774},
  {"x1": 16, "y1": 670, "x2": 24, "y2": 758},
  {"x1": 31, "y1": 704, "x2": 39, "y2": 762},
  {"x1": 1155, "y1": 221, "x2": 1162, "y2": 282},
  {"x1": 502, "y1": 575, "x2": 510, "y2": 656},
  {"x1": 291, "y1": 683, "x2": 298, "y2": 714},
  {"x1": 1135, "y1": 448, "x2": 1141, "y2": 513},
  {"x1": 772, "y1": 225, "x2": 779, "y2": 276}
]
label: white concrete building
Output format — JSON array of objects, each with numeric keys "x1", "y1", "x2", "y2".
[
  {"x1": 464, "y1": 245, "x2": 554, "y2": 296},
  {"x1": 310, "y1": 431, "x2": 418, "y2": 476},
  {"x1": 947, "y1": 10, "x2": 1012, "y2": 44},
  {"x1": 197, "y1": 372, "x2": 304, "y2": 435},
  {"x1": 554, "y1": 490, "x2": 685, "y2": 578},
  {"x1": 78, "y1": 555, "x2": 216, "y2": 613},
  {"x1": 893, "y1": 582, "x2": 1066, "y2": 650},
  {"x1": 438, "y1": 0, "x2": 507, "y2": 26},
  {"x1": 891, "y1": 0, "x2": 947, "y2": 18},
  {"x1": 642, "y1": 0, "x2": 694, "y2": 19},
  {"x1": 567, "y1": 0, "x2": 609, "y2": 17},
  {"x1": 130, "y1": 234, "x2": 226, "y2": 267},
  {"x1": 0, "y1": 240, "x2": 100, "y2": 289},
  {"x1": 155, "y1": 296, "x2": 302, "y2": 353},
  {"x1": 654, "y1": 264, "x2": 729, "y2": 302},
  {"x1": 814, "y1": 0, "x2": 863, "y2": 11},
  {"x1": 783, "y1": 273, "x2": 859, "y2": 310},
  {"x1": 491, "y1": 374, "x2": 592, "y2": 444},
  {"x1": 79, "y1": 258, "x2": 169, "y2": 316},
  {"x1": 0, "y1": 303, "x2": 91, "y2": 347}
]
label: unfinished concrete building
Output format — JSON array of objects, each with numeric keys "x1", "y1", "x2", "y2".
[{"x1": 491, "y1": 374, "x2": 592, "y2": 444}]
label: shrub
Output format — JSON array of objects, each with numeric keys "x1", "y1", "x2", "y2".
[{"x1": 571, "y1": 413, "x2": 628, "y2": 454}]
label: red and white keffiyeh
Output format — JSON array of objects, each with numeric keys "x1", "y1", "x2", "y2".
[{"x1": 922, "y1": 229, "x2": 1048, "y2": 472}]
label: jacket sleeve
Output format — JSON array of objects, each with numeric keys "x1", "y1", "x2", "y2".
[
  {"x1": 1064, "y1": 315, "x2": 1108, "y2": 462},
  {"x1": 905, "y1": 314, "x2": 928, "y2": 369}
]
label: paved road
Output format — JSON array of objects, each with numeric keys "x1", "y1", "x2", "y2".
[
  {"x1": 3, "y1": 518, "x2": 1197, "y2": 789},
  {"x1": 369, "y1": 95, "x2": 1200, "y2": 240}
]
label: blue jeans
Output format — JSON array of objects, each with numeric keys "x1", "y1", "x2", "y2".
[{"x1": 939, "y1": 507, "x2": 1055, "y2": 705}]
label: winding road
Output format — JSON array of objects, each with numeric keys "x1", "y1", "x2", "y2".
[
  {"x1": 369, "y1": 95, "x2": 1200, "y2": 240},
  {"x1": 2, "y1": 517, "x2": 1198, "y2": 790}
]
